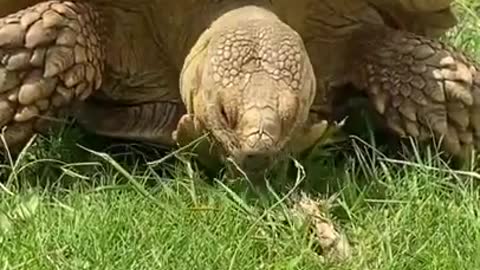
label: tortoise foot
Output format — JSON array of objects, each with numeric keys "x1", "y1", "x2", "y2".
[
  {"x1": 0, "y1": 1, "x2": 104, "y2": 152},
  {"x1": 352, "y1": 26, "x2": 480, "y2": 159}
]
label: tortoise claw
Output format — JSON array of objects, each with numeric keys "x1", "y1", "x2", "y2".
[
  {"x1": 0, "y1": 1, "x2": 103, "y2": 153},
  {"x1": 173, "y1": 114, "x2": 200, "y2": 146},
  {"x1": 174, "y1": 114, "x2": 223, "y2": 171}
]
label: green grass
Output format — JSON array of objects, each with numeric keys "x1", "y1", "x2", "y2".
[{"x1": 1, "y1": 2, "x2": 480, "y2": 269}]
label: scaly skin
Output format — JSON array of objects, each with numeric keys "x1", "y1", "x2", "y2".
[
  {"x1": 178, "y1": 6, "x2": 321, "y2": 172},
  {"x1": 75, "y1": 100, "x2": 185, "y2": 145},
  {"x1": 349, "y1": 25, "x2": 480, "y2": 159},
  {"x1": 0, "y1": 1, "x2": 329, "y2": 174},
  {"x1": 0, "y1": 0, "x2": 477, "y2": 172},
  {"x1": 271, "y1": 0, "x2": 478, "y2": 160},
  {"x1": 0, "y1": 2, "x2": 328, "y2": 173},
  {"x1": 0, "y1": 1, "x2": 104, "y2": 152}
]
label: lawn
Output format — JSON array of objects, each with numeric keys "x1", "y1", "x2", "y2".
[{"x1": 1, "y1": 2, "x2": 480, "y2": 269}]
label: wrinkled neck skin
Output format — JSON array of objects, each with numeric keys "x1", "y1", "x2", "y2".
[{"x1": 180, "y1": 6, "x2": 316, "y2": 172}]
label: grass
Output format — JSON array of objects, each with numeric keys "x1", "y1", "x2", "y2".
[{"x1": 1, "y1": 1, "x2": 480, "y2": 269}]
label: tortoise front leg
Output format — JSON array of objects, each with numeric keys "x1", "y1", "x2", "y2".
[
  {"x1": 349, "y1": 25, "x2": 480, "y2": 159},
  {"x1": 0, "y1": 1, "x2": 104, "y2": 152}
]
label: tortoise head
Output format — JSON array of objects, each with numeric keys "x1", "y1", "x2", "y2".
[{"x1": 180, "y1": 6, "x2": 316, "y2": 174}]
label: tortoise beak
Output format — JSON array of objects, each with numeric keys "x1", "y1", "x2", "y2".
[
  {"x1": 228, "y1": 145, "x2": 282, "y2": 179},
  {"x1": 237, "y1": 151, "x2": 276, "y2": 171}
]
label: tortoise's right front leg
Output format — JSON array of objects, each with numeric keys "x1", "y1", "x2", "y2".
[{"x1": 0, "y1": 1, "x2": 103, "y2": 152}]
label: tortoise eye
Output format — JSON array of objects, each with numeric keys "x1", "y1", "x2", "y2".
[
  {"x1": 220, "y1": 106, "x2": 229, "y2": 124},
  {"x1": 220, "y1": 105, "x2": 237, "y2": 129}
]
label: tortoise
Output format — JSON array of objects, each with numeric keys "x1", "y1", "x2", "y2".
[{"x1": 0, "y1": 0, "x2": 478, "y2": 175}]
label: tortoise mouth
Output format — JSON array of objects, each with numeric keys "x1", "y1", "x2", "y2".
[{"x1": 225, "y1": 147, "x2": 286, "y2": 179}]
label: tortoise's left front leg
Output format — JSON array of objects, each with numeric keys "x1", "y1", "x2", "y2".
[{"x1": 349, "y1": 25, "x2": 480, "y2": 158}]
